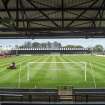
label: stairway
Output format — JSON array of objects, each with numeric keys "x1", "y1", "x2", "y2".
[{"x1": 58, "y1": 90, "x2": 73, "y2": 101}]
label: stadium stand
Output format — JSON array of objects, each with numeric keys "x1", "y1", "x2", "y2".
[
  {"x1": 0, "y1": 88, "x2": 58, "y2": 102},
  {"x1": 10, "y1": 48, "x2": 91, "y2": 55},
  {"x1": 72, "y1": 88, "x2": 105, "y2": 102},
  {"x1": 0, "y1": 88, "x2": 104, "y2": 104}
]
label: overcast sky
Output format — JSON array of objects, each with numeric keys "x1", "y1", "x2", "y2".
[{"x1": 0, "y1": 38, "x2": 105, "y2": 48}]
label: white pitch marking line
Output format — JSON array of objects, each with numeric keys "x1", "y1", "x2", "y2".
[
  {"x1": 27, "y1": 57, "x2": 49, "y2": 81},
  {"x1": 28, "y1": 62, "x2": 87, "y2": 64},
  {"x1": 89, "y1": 63, "x2": 96, "y2": 88},
  {"x1": 27, "y1": 64, "x2": 30, "y2": 81},
  {"x1": 65, "y1": 59, "x2": 87, "y2": 81},
  {"x1": 28, "y1": 61, "x2": 87, "y2": 81},
  {"x1": 18, "y1": 64, "x2": 21, "y2": 88},
  {"x1": 84, "y1": 62, "x2": 87, "y2": 81}
]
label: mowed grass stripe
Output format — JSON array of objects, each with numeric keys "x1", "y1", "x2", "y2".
[
  {"x1": 2, "y1": 56, "x2": 42, "y2": 82},
  {"x1": 60, "y1": 56, "x2": 95, "y2": 88},
  {"x1": 0, "y1": 56, "x2": 31, "y2": 78},
  {"x1": 29, "y1": 56, "x2": 53, "y2": 88},
  {"x1": 57, "y1": 56, "x2": 90, "y2": 87},
  {"x1": 55, "y1": 56, "x2": 82, "y2": 86},
  {"x1": 0, "y1": 56, "x2": 34, "y2": 81},
  {"x1": 20, "y1": 56, "x2": 50, "y2": 82},
  {"x1": 75, "y1": 56, "x2": 105, "y2": 87},
  {"x1": 0, "y1": 56, "x2": 28, "y2": 69},
  {"x1": 68, "y1": 55, "x2": 105, "y2": 87},
  {"x1": 0, "y1": 55, "x2": 104, "y2": 88},
  {"x1": 0, "y1": 56, "x2": 42, "y2": 87},
  {"x1": 0, "y1": 56, "x2": 39, "y2": 74},
  {"x1": 57, "y1": 56, "x2": 84, "y2": 80},
  {"x1": 7, "y1": 56, "x2": 43, "y2": 81},
  {"x1": 18, "y1": 56, "x2": 49, "y2": 88},
  {"x1": 0, "y1": 56, "x2": 40, "y2": 74},
  {"x1": 83, "y1": 57, "x2": 105, "y2": 83},
  {"x1": 0, "y1": 56, "x2": 27, "y2": 65},
  {"x1": 90, "y1": 63, "x2": 105, "y2": 80},
  {"x1": 3, "y1": 56, "x2": 46, "y2": 88},
  {"x1": 44, "y1": 56, "x2": 60, "y2": 87},
  {"x1": 33, "y1": 56, "x2": 57, "y2": 87},
  {"x1": 59, "y1": 56, "x2": 85, "y2": 80}
]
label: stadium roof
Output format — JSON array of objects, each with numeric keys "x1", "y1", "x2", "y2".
[{"x1": 0, "y1": 0, "x2": 105, "y2": 39}]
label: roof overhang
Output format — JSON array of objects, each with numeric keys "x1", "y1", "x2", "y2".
[{"x1": 0, "y1": 0, "x2": 105, "y2": 39}]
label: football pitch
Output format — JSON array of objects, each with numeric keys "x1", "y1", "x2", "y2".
[{"x1": 0, "y1": 55, "x2": 105, "y2": 88}]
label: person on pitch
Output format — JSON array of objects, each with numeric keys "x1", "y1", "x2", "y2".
[{"x1": 7, "y1": 62, "x2": 16, "y2": 69}]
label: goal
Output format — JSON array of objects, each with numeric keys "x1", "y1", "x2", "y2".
[{"x1": 26, "y1": 62, "x2": 87, "y2": 81}]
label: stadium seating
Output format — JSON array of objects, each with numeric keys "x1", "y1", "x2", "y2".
[
  {"x1": 0, "y1": 88, "x2": 58, "y2": 102},
  {"x1": 72, "y1": 88, "x2": 105, "y2": 102},
  {"x1": 0, "y1": 88, "x2": 105, "y2": 104},
  {"x1": 10, "y1": 48, "x2": 90, "y2": 55}
]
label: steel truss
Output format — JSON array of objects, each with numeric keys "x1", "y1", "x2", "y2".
[{"x1": 0, "y1": 0, "x2": 105, "y2": 38}]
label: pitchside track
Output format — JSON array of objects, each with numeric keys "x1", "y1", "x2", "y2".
[{"x1": 0, "y1": 55, "x2": 104, "y2": 88}]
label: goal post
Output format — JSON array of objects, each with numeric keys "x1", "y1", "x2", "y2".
[{"x1": 26, "y1": 62, "x2": 87, "y2": 81}]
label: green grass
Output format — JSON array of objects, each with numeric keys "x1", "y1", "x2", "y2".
[{"x1": 0, "y1": 55, "x2": 105, "y2": 88}]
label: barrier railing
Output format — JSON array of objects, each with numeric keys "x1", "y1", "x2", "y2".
[{"x1": 0, "y1": 93, "x2": 105, "y2": 102}]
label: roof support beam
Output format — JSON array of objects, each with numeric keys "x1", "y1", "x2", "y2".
[
  {"x1": 13, "y1": 18, "x2": 105, "y2": 21},
  {"x1": 1, "y1": 7, "x2": 105, "y2": 11},
  {"x1": 66, "y1": 0, "x2": 99, "y2": 28},
  {"x1": 31, "y1": 0, "x2": 55, "y2": 8},
  {"x1": 1, "y1": 27, "x2": 105, "y2": 31},
  {"x1": 26, "y1": 0, "x2": 59, "y2": 28},
  {"x1": 16, "y1": 0, "x2": 19, "y2": 28},
  {"x1": 91, "y1": 0, "x2": 105, "y2": 28},
  {"x1": 0, "y1": 32, "x2": 105, "y2": 39},
  {"x1": 19, "y1": 0, "x2": 26, "y2": 28},
  {"x1": 96, "y1": 0, "x2": 105, "y2": 27},
  {"x1": 2, "y1": 0, "x2": 12, "y2": 19},
  {"x1": 19, "y1": 0, "x2": 30, "y2": 36},
  {"x1": 61, "y1": 0, "x2": 64, "y2": 29}
]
